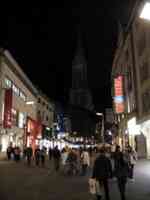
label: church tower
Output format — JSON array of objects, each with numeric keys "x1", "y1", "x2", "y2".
[{"x1": 70, "y1": 28, "x2": 94, "y2": 111}]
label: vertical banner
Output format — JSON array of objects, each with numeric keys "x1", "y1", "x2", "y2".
[
  {"x1": 114, "y1": 76, "x2": 124, "y2": 113},
  {"x1": 3, "y1": 89, "x2": 13, "y2": 128}
]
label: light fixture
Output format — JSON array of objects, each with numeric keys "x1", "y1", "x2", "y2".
[
  {"x1": 26, "y1": 101, "x2": 34, "y2": 105},
  {"x1": 140, "y1": 2, "x2": 150, "y2": 21},
  {"x1": 96, "y1": 112, "x2": 103, "y2": 116},
  {"x1": 46, "y1": 127, "x2": 50, "y2": 131}
]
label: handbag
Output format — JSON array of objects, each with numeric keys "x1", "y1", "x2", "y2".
[{"x1": 88, "y1": 178, "x2": 102, "y2": 196}]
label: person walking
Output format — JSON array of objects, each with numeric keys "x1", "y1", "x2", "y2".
[
  {"x1": 81, "y1": 148, "x2": 90, "y2": 176},
  {"x1": 114, "y1": 151, "x2": 129, "y2": 200},
  {"x1": 48, "y1": 147, "x2": 53, "y2": 160},
  {"x1": 61, "y1": 148, "x2": 68, "y2": 174},
  {"x1": 6, "y1": 145, "x2": 13, "y2": 160},
  {"x1": 14, "y1": 146, "x2": 21, "y2": 162},
  {"x1": 26, "y1": 145, "x2": 33, "y2": 166},
  {"x1": 40, "y1": 147, "x2": 46, "y2": 167},
  {"x1": 92, "y1": 148, "x2": 112, "y2": 200},
  {"x1": 34, "y1": 146, "x2": 41, "y2": 166},
  {"x1": 66, "y1": 148, "x2": 78, "y2": 175},
  {"x1": 128, "y1": 147, "x2": 137, "y2": 181},
  {"x1": 53, "y1": 146, "x2": 61, "y2": 171}
]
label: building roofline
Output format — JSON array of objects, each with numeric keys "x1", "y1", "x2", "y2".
[
  {"x1": 112, "y1": 0, "x2": 143, "y2": 78},
  {"x1": 2, "y1": 50, "x2": 38, "y2": 96}
]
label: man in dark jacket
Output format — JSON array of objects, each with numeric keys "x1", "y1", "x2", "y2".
[
  {"x1": 114, "y1": 146, "x2": 129, "y2": 200},
  {"x1": 26, "y1": 145, "x2": 33, "y2": 166},
  {"x1": 53, "y1": 146, "x2": 61, "y2": 171},
  {"x1": 92, "y1": 148, "x2": 112, "y2": 200}
]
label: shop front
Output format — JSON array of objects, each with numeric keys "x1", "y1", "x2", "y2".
[
  {"x1": 139, "y1": 119, "x2": 150, "y2": 159},
  {"x1": 127, "y1": 117, "x2": 147, "y2": 158},
  {"x1": 26, "y1": 117, "x2": 42, "y2": 152}
]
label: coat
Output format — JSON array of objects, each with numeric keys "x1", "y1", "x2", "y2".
[
  {"x1": 81, "y1": 151, "x2": 90, "y2": 166},
  {"x1": 114, "y1": 152, "x2": 129, "y2": 178},
  {"x1": 92, "y1": 154, "x2": 112, "y2": 180}
]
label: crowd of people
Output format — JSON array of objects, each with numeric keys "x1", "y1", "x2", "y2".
[
  {"x1": 6, "y1": 143, "x2": 137, "y2": 200},
  {"x1": 92, "y1": 145, "x2": 137, "y2": 200},
  {"x1": 6, "y1": 144, "x2": 91, "y2": 176}
]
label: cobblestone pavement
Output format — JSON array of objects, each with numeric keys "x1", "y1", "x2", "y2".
[{"x1": 0, "y1": 159, "x2": 150, "y2": 200}]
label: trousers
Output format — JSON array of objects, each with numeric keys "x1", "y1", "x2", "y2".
[
  {"x1": 98, "y1": 179, "x2": 110, "y2": 200},
  {"x1": 117, "y1": 177, "x2": 127, "y2": 200}
]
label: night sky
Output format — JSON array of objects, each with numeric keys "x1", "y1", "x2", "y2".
[{"x1": 0, "y1": 1, "x2": 136, "y2": 112}]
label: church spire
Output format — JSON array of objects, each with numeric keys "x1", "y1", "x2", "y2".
[{"x1": 72, "y1": 25, "x2": 86, "y2": 66}]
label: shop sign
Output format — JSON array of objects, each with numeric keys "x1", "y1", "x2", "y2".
[
  {"x1": 114, "y1": 76, "x2": 124, "y2": 113},
  {"x1": 3, "y1": 89, "x2": 13, "y2": 128}
]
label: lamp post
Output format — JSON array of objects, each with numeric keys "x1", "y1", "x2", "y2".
[{"x1": 96, "y1": 113, "x2": 104, "y2": 143}]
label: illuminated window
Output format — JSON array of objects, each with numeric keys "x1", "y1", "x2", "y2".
[
  {"x1": 12, "y1": 84, "x2": 19, "y2": 96},
  {"x1": 18, "y1": 112, "x2": 25, "y2": 128},
  {"x1": 5, "y1": 77, "x2": 12, "y2": 88},
  {"x1": 20, "y1": 91, "x2": 26, "y2": 101},
  {"x1": 12, "y1": 108, "x2": 18, "y2": 126}
]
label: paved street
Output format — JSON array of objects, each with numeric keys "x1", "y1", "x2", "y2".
[{"x1": 0, "y1": 159, "x2": 150, "y2": 200}]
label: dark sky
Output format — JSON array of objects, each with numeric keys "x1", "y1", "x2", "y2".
[{"x1": 0, "y1": 1, "x2": 136, "y2": 112}]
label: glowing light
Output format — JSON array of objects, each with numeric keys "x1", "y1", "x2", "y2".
[
  {"x1": 96, "y1": 113, "x2": 103, "y2": 116},
  {"x1": 26, "y1": 101, "x2": 34, "y2": 105},
  {"x1": 140, "y1": 2, "x2": 150, "y2": 21}
]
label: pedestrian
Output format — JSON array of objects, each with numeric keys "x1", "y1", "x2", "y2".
[
  {"x1": 114, "y1": 151, "x2": 129, "y2": 200},
  {"x1": 128, "y1": 147, "x2": 137, "y2": 181},
  {"x1": 48, "y1": 147, "x2": 53, "y2": 160},
  {"x1": 53, "y1": 146, "x2": 61, "y2": 171},
  {"x1": 6, "y1": 145, "x2": 13, "y2": 160},
  {"x1": 26, "y1": 145, "x2": 33, "y2": 166},
  {"x1": 66, "y1": 148, "x2": 78, "y2": 175},
  {"x1": 92, "y1": 148, "x2": 112, "y2": 200},
  {"x1": 14, "y1": 146, "x2": 21, "y2": 162},
  {"x1": 40, "y1": 147, "x2": 46, "y2": 167},
  {"x1": 81, "y1": 148, "x2": 90, "y2": 176},
  {"x1": 34, "y1": 146, "x2": 41, "y2": 166},
  {"x1": 61, "y1": 148, "x2": 68, "y2": 174}
]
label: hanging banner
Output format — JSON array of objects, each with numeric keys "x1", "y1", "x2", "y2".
[
  {"x1": 114, "y1": 76, "x2": 124, "y2": 113},
  {"x1": 3, "y1": 89, "x2": 13, "y2": 128}
]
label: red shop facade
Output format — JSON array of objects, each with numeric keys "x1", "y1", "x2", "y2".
[{"x1": 25, "y1": 117, "x2": 42, "y2": 152}]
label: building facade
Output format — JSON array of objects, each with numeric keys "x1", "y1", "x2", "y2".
[
  {"x1": 0, "y1": 50, "x2": 38, "y2": 151},
  {"x1": 0, "y1": 49, "x2": 55, "y2": 152},
  {"x1": 37, "y1": 92, "x2": 54, "y2": 139},
  {"x1": 112, "y1": 1, "x2": 150, "y2": 158}
]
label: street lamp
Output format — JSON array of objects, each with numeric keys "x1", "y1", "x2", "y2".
[
  {"x1": 140, "y1": 1, "x2": 150, "y2": 20},
  {"x1": 96, "y1": 113, "x2": 104, "y2": 143}
]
